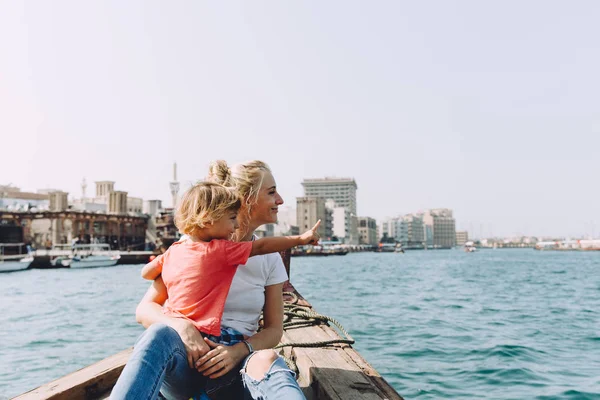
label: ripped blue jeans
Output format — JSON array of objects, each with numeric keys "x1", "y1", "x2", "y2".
[{"x1": 110, "y1": 323, "x2": 305, "y2": 400}]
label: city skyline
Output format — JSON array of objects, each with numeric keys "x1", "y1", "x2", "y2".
[{"x1": 2, "y1": 2, "x2": 600, "y2": 238}]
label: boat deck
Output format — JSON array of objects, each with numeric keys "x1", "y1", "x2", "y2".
[
  {"x1": 13, "y1": 250, "x2": 403, "y2": 400},
  {"x1": 14, "y1": 282, "x2": 402, "y2": 400}
]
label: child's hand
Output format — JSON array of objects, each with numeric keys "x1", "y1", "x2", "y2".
[{"x1": 300, "y1": 220, "x2": 321, "y2": 245}]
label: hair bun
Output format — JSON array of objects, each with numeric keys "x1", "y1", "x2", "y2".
[{"x1": 207, "y1": 160, "x2": 231, "y2": 185}]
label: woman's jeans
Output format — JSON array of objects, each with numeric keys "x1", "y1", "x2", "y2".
[{"x1": 110, "y1": 324, "x2": 306, "y2": 400}]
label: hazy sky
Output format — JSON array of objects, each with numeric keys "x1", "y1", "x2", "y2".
[{"x1": 1, "y1": 1, "x2": 599, "y2": 238}]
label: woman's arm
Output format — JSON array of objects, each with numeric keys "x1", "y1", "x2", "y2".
[
  {"x1": 245, "y1": 282, "x2": 285, "y2": 349},
  {"x1": 196, "y1": 283, "x2": 285, "y2": 378},
  {"x1": 135, "y1": 277, "x2": 210, "y2": 368}
]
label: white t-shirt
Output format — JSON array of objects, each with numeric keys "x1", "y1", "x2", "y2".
[{"x1": 221, "y1": 252, "x2": 288, "y2": 336}]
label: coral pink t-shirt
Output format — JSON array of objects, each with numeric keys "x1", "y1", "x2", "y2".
[{"x1": 152, "y1": 239, "x2": 253, "y2": 336}]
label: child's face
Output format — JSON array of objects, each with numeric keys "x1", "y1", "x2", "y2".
[{"x1": 209, "y1": 210, "x2": 239, "y2": 240}]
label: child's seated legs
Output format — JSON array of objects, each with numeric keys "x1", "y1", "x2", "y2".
[{"x1": 193, "y1": 327, "x2": 247, "y2": 400}]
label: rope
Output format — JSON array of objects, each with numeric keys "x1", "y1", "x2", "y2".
[{"x1": 274, "y1": 292, "x2": 355, "y2": 373}]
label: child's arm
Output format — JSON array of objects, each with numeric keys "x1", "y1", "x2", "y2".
[
  {"x1": 250, "y1": 220, "x2": 321, "y2": 257},
  {"x1": 141, "y1": 256, "x2": 163, "y2": 280}
]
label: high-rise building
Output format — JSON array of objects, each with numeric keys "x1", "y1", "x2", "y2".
[
  {"x1": 301, "y1": 178, "x2": 357, "y2": 215},
  {"x1": 423, "y1": 209, "x2": 456, "y2": 249},
  {"x1": 357, "y1": 216, "x2": 378, "y2": 245},
  {"x1": 296, "y1": 197, "x2": 332, "y2": 239}
]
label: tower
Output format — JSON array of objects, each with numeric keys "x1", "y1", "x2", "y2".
[
  {"x1": 81, "y1": 178, "x2": 87, "y2": 199},
  {"x1": 169, "y1": 162, "x2": 180, "y2": 208}
]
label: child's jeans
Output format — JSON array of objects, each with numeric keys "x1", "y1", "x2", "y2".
[{"x1": 196, "y1": 327, "x2": 247, "y2": 399}]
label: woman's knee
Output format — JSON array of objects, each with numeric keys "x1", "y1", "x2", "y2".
[
  {"x1": 245, "y1": 350, "x2": 280, "y2": 380},
  {"x1": 136, "y1": 323, "x2": 178, "y2": 347}
]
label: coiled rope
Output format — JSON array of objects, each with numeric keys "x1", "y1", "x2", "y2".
[{"x1": 273, "y1": 291, "x2": 355, "y2": 373}]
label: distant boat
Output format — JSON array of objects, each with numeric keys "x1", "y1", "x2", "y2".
[
  {"x1": 377, "y1": 243, "x2": 396, "y2": 253},
  {"x1": 0, "y1": 243, "x2": 34, "y2": 273},
  {"x1": 291, "y1": 245, "x2": 348, "y2": 256},
  {"x1": 60, "y1": 244, "x2": 121, "y2": 268},
  {"x1": 464, "y1": 241, "x2": 477, "y2": 253}
]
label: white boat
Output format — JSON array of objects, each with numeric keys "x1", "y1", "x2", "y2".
[
  {"x1": 68, "y1": 244, "x2": 121, "y2": 269},
  {"x1": 0, "y1": 243, "x2": 34, "y2": 273},
  {"x1": 464, "y1": 241, "x2": 477, "y2": 252}
]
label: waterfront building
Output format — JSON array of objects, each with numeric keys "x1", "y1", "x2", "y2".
[
  {"x1": 144, "y1": 199, "x2": 163, "y2": 216},
  {"x1": 127, "y1": 197, "x2": 144, "y2": 214},
  {"x1": 95, "y1": 181, "x2": 115, "y2": 204},
  {"x1": 296, "y1": 197, "x2": 333, "y2": 239},
  {"x1": 0, "y1": 185, "x2": 50, "y2": 211},
  {"x1": 398, "y1": 214, "x2": 426, "y2": 249},
  {"x1": 328, "y1": 200, "x2": 359, "y2": 245},
  {"x1": 49, "y1": 191, "x2": 69, "y2": 212},
  {"x1": 423, "y1": 208, "x2": 456, "y2": 249},
  {"x1": 109, "y1": 191, "x2": 128, "y2": 214},
  {"x1": 301, "y1": 177, "x2": 357, "y2": 216},
  {"x1": 456, "y1": 231, "x2": 469, "y2": 246},
  {"x1": 0, "y1": 209, "x2": 148, "y2": 249},
  {"x1": 357, "y1": 216, "x2": 378, "y2": 246}
]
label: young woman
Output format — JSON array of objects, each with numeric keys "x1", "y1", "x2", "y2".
[{"x1": 111, "y1": 160, "x2": 306, "y2": 400}]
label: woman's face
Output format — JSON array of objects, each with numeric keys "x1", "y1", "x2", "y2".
[{"x1": 249, "y1": 171, "x2": 284, "y2": 225}]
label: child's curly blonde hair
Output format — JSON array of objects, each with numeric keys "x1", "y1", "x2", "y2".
[{"x1": 175, "y1": 182, "x2": 241, "y2": 236}]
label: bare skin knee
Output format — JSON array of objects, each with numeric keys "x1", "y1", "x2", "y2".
[{"x1": 245, "y1": 350, "x2": 279, "y2": 380}]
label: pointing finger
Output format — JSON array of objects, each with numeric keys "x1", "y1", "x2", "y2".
[{"x1": 312, "y1": 219, "x2": 321, "y2": 232}]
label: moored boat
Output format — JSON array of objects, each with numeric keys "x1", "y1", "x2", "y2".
[
  {"x1": 67, "y1": 244, "x2": 121, "y2": 268},
  {"x1": 0, "y1": 243, "x2": 34, "y2": 273}
]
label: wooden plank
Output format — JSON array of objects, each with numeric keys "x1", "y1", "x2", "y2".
[
  {"x1": 13, "y1": 348, "x2": 132, "y2": 400},
  {"x1": 280, "y1": 283, "x2": 404, "y2": 400},
  {"x1": 283, "y1": 327, "x2": 386, "y2": 400}
]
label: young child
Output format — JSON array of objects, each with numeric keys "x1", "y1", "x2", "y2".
[{"x1": 140, "y1": 181, "x2": 319, "y2": 396}]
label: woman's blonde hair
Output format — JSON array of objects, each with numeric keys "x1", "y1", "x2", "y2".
[
  {"x1": 174, "y1": 182, "x2": 241, "y2": 236},
  {"x1": 207, "y1": 160, "x2": 271, "y2": 239}
]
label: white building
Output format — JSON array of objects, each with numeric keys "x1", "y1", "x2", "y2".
[
  {"x1": 0, "y1": 186, "x2": 50, "y2": 211},
  {"x1": 144, "y1": 199, "x2": 163, "y2": 216},
  {"x1": 328, "y1": 200, "x2": 359, "y2": 245},
  {"x1": 127, "y1": 196, "x2": 144, "y2": 214},
  {"x1": 301, "y1": 177, "x2": 358, "y2": 215}
]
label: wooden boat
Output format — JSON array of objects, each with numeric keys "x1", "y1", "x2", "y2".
[{"x1": 13, "y1": 251, "x2": 404, "y2": 400}]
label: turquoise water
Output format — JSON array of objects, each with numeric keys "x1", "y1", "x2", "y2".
[{"x1": 1, "y1": 250, "x2": 599, "y2": 399}]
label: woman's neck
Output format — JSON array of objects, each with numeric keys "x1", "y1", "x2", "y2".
[{"x1": 239, "y1": 222, "x2": 260, "y2": 242}]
